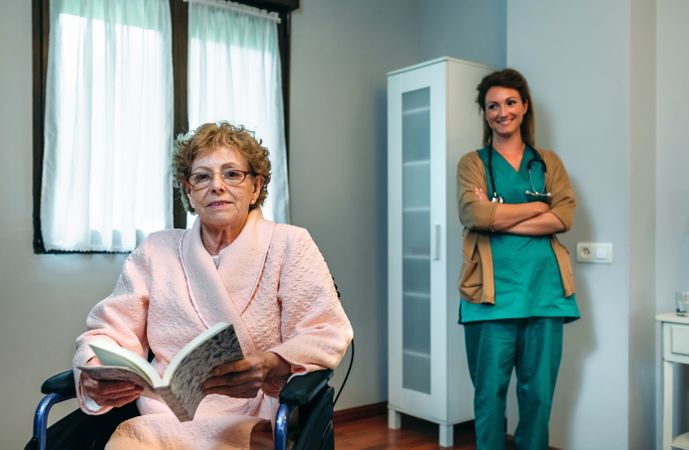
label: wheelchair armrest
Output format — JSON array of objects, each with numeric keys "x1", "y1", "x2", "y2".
[
  {"x1": 279, "y1": 369, "x2": 333, "y2": 406},
  {"x1": 41, "y1": 368, "x2": 334, "y2": 404},
  {"x1": 41, "y1": 370, "x2": 76, "y2": 397}
]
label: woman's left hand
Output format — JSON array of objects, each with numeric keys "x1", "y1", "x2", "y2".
[{"x1": 202, "y1": 351, "x2": 291, "y2": 398}]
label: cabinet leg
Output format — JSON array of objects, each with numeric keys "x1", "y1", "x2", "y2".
[
  {"x1": 388, "y1": 408, "x2": 401, "y2": 430},
  {"x1": 439, "y1": 424, "x2": 453, "y2": 447}
]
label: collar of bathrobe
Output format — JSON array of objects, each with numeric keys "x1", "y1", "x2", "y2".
[{"x1": 179, "y1": 208, "x2": 276, "y2": 354}]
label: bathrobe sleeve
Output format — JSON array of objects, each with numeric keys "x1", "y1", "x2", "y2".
[
  {"x1": 269, "y1": 228, "x2": 353, "y2": 374},
  {"x1": 72, "y1": 242, "x2": 151, "y2": 414}
]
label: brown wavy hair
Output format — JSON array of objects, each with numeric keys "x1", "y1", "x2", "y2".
[
  {"x1": 171, "y1": 121, "x2": 271, "y2": 214},
  {"x1": 476, "y1": 68, "x2": 535, "y2": 148}
]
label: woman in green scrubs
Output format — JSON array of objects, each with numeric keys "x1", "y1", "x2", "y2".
[{"x1": 456, "y1": 69, "x2": 579, "y2": 450}]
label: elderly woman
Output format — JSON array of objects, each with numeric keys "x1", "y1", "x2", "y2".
[{"x1": 73, "y1": 121, "x2": 353, "y2": 449}]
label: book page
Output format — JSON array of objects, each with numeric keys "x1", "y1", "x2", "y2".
[
  {"x1": 166, "y1": 324, "x2": 244, "y2": 420},
  {"x1": 164, "y1": 322, "x2": 234, "y2": 379},
  {"x1": 89, "y1": 342, "x2": 161, "y2": 387}
]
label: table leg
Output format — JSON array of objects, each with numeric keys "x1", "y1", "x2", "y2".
[{"x1": 663, "y1": 360, "x2": 673, "y2": 450}]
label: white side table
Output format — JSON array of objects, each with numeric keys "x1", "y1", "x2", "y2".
[{"x1": 657, "y1": 313, "x2": 689, "y2": 450}]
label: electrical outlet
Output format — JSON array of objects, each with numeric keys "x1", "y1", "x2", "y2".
[{"x1": 576, "y1": 242, "x2": 613, "y2": 264}]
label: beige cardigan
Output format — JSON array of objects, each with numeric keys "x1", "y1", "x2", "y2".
[{"x1": 456, "y1": 149, "x2": 576, "y2": 304}]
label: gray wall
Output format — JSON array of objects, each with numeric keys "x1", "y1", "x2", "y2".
[
  {"x1": 508, "y1": 1, "x2": 634, "y2": 447},
  {"x1": 0, "y1": 1, "x2": 132, "y2": 448},
  {"x1": 289, "y1": 0, "x2": 422, "y2": 410},
  {"x1": 656, "y1": 0, "x2": 689, "y2": 334},
  {"x1": 657, "y1": 0, "x2": 689, "y2": 445},
  {"x1": 507, "y1": 0, "x2": 663, "y2": 448},
  {"x1": 289, "y1": 0, "x2": 506, "y2": 412},
  {"x1": 629, "y1": 0, "x2": 656, "y2": 447},
  {"x1": 10, "y1": 0, "x2": 686, "y2": 448},
  {"x1": 0, "y1": 0, "x2": 506, "y2": 448},
  {"x1": 416, "y1": 0, "x2": 506, "y2": 68}
]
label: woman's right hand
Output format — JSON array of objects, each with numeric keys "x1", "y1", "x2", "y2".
[
  {"x1": 530, "y1": 201, "x2": 550, "y2": 214},
  {"x1": 81, "y1": 359, "x2": 143, "y2": 408}
]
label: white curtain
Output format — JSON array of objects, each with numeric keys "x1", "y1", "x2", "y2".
[
  {"x1": 41, "y1": 0, "x2": 173, "y2": 252},
  {"x1": 187, "y1": 0, "x2": 289, "y2": 224}
]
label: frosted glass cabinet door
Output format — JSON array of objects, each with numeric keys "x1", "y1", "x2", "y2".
[
  {"x1": 401, "y1": 87, "x2": 431, "y2": 394},
  {"x1": 389, "y1": 57, "x2": 490, "y2": 447}
]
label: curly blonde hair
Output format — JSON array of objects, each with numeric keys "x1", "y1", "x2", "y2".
[{"x1": 171, "y1": 121, "x2": 272, "y2": 214}]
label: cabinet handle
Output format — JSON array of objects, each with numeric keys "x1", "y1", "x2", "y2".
[{"x1": 432, "y1": 224, "x2": 441, "y2": 261}]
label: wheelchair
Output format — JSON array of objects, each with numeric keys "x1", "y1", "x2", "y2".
[
  {"x1": 26, "y1": 368, "x2": 336, "y2": 450},
  {"x1": 26, "y1": 275, "x2": 353, "y2": 450}
]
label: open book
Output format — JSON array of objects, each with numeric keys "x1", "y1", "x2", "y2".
[{"x1": 80, "y1": 322, "x2": 244, "y2": 422}]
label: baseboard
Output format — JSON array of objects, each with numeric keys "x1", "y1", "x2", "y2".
[{"x1": 333, "y1": 401, "x2": 387, "y2": 424}]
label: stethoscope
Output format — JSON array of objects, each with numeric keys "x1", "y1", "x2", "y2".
[{"x1": 487, "y1": 145, "x2": 552, "y2": 203}]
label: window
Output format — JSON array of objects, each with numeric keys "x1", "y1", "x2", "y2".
[
  {"x1": 32, "y1": 0, "x2": 299, "y2": 253},
  {"x1": 187, "y1": 0, "x2": 290, "y2": 224},
  {"x1": 41, "y1": 0, "x2": 173, "y2": 252}
]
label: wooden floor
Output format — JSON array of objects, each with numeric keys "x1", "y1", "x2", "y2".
[{"x1": 334, "y1": 412, "x2": 478, "y2": 449}]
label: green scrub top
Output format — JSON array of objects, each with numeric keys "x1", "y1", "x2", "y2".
[{"x1": 460, "y1": 146, "x2": 580, "y2": 324}]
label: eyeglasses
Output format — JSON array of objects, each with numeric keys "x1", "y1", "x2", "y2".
[{"x1": 187, "y1": 168, "x2": 253, "y2": 190}]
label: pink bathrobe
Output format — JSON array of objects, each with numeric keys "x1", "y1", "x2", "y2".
[{"x1": 72, "y1": 209, "x2": 353, "y2": 449}]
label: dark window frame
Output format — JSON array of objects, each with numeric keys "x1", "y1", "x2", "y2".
[{"x1": 31, "y1": 0, "x2": 299, "y2": 253}]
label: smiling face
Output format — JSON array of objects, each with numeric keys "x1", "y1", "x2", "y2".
[
  {"x1": 185, "y1": 145, "x2": 263, "y2": 234},
  {"x1": 484, "y1": 86, "x2": 529, "y2": 142}
]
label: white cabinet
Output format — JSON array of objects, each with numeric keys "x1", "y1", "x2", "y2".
[
  {"x1": 387, "y1": 57, "x2": 492, "y2": 447},
  {"x1": 657, "y1": 313, "x2": 689, "y2": 450}
]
